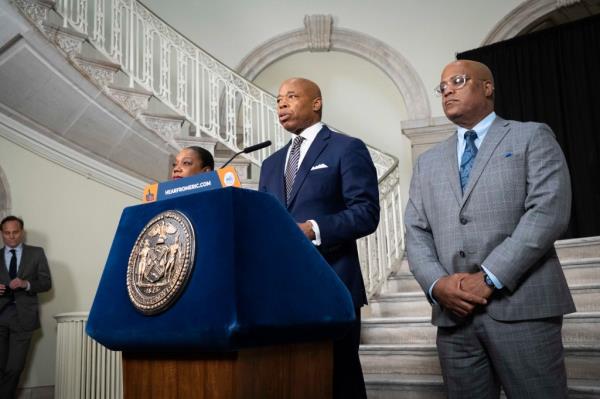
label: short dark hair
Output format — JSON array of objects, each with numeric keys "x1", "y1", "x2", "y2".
[
  {"x1": 186, "y1": 146, "x2": 215, "y2": 171},
  {"x1": 1, "y1": 215, "x2": 24, "y2": 231}
]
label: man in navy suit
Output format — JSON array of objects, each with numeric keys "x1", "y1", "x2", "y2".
[{"x1": 259, "y1": 78, "x2": 380, "y2": 399}]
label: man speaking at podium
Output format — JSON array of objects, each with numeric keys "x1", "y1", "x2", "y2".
[{"x1": 259, "y1": 77, "x2": 380, "y2": 399}]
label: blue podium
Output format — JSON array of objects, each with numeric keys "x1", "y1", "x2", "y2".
[{"x1": 86, "y1": 188, "x2": 355, "y2": 398}]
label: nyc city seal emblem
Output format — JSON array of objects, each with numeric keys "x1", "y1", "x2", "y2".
[{"x1": 127, "y1": 210, "x2": 195, "y2": 315}]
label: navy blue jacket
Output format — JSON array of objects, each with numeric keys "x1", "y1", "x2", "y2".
[{"x1": 259, "y1": 125, "x2": 380, "y2": 307}]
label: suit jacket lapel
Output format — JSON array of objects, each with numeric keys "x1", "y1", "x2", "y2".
[
  {"x1": 287, "y1": 126, "x2": 330, "y2": 208},
  {"x1": 441, "y1": 134, "x2": 462, "y2": 205},
  {"x1": 270, "y1": 143, "x2": 290, "y2": 205},
  {"x1": 18, "y1": 245, "x2": 29, "y2": 278},
  {"x1": 461, "y1": 117, "x2": 510, "y2": 205},
  {"x1": 0, "y1": 248, "x2": 9, "y2": 282}
]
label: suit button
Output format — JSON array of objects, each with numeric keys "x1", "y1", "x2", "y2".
[
  {"x1": 459, "y1": 250, "x2": 466, "y2": 258},
  {"x1": 460, "y1": 218, "x2": 468, "y2": 225}
]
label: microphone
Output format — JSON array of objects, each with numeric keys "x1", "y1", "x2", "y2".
[{"x1": 220, "y1": 140, "x2": 272, "y2": 169}]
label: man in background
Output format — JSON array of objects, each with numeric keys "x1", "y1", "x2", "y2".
[
  {"x1": 259, "y1": 78, "x2": 380, "y2": 399},
  {"x1": 0, "y1": 216, "x2": 52, "y2": 398}
]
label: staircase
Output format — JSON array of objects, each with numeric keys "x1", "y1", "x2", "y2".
[{"x1": 360, "y1": 236, "x2": 600, "y2": 398}]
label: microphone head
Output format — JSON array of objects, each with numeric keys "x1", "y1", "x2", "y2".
[{"x1": 243, "y1": 140, "x2": 272, "y2": 153}]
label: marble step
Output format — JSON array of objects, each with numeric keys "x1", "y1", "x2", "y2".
[
  {"x1": 73, "y1": 55, "x2": 120, "y2": 88},
  {"x1": 363, "y1": 292, "x2": 429, "y2": 318},
  {"x1": 41, "y1": 22, "x2": 86, "y2": 58},
  {"x1": 563, "y1": 258, "x2": 600, "y2": 286},
  {"x1": 361, "y1": 344, "x2": 440, "y2": 377},
  {"x1": 365, "y1": 374, "x2": 445, "y2": 399},
  {"x1": 365, "y1": 283, "x2": 600, "y2": 318},
  {"x1": 555, "y1": 236, "x2": 600, "y2": 260},
  {"x1": 14, "y1": 0, "x2": 56, "y2": 32},
  {"x1": 105, "y1": 85, "x2": 152, "y2": 117},
  {"x1": 138, "y1": 113, "x2": 185, "y2": 140},
  {"x1": 381, "y1": 272, "x2": 421, "y2": 294},
  {"x1": 361, "y1": 312, "x2": 600, "y2": 345},
  {"x1": 365, "y1": 374, "x2": 600, "y2": 399},
  {"x1": 360, "y1": 343, "x2": 600, "y2": 381},
  {"x1": 361, "y1": 316, "x2": 434, "y2": 345},
  {"x1": 570, "y1": 284, "x2": 600, "y2": 312}
]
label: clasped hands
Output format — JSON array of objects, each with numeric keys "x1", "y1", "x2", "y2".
[
  {"x1": 432, "y1": 272, "x2": 494, "y2": 318},
  {"x1": 0, "y1": 278, "x2": 28, "y2": 295}
]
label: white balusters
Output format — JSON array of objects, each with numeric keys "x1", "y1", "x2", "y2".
[{"x1": 92, "y1": 0, "x2": 104, "y2": 48}]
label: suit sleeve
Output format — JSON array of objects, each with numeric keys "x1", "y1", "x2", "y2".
[
  {"x1": 315, "y1": 139, "x2": 380, "y2": 246},
  {"x1": 27, "y1": 248, "x2": 52, "y2": 294},
  {"x1": 404, "y1": 156, "x2": 449, "y2": 298},
  {"x1": 481, "y1": 124, "x2": 571, "y2": 292}
]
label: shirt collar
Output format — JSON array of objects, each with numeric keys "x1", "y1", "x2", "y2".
[
  {"x1": 3, "y1": 243, "x2": 23, "y2": 254},
  {"x1": 293, "y1": 122, "x2": 323, "y2": 145},
  {"x1": 456, "y1": 112, "x2": 496, "y2": 143}
]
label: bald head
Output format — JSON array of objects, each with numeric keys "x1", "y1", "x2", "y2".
[
  {"x1": 277, "y1": 78, "x2": 323, "y2": 134},
  {"x1": 282, "y1": 78, "x2": 322, "y2": 99},
  {"x1": 440, "y1": 59, "x2": 495, "y2": 128}
]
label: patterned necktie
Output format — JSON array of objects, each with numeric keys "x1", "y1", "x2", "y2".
[
  {"x1": 285, "y1": 136, "x2": 305, "y2": 204},
  {"x1": 459, "y1": 130, "x2": 478, "y2": 192},
  {"x1": 9, "y1": 249, "x2": 17, "y2": 279}
]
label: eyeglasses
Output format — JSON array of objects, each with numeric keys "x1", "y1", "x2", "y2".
[{"x1": 434, "y1": 74, "x2": 471, "y2": 96}]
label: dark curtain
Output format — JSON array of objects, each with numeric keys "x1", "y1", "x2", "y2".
[{"x1": 457, "y1": 14, "x2": 600, "y2": 239}]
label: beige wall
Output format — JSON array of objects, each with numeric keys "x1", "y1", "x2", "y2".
[{"x1": 0, "y1": 132, "x2": 137, "y2": 387}]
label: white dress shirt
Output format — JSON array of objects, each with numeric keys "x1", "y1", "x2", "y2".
[{"x1": 284, "y1": 122, "x2": 324, "y2": 246}]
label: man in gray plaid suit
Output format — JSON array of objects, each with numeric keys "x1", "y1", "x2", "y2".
[{"x1": 405, "y1": 59, "x2": 575, "y2": 398}]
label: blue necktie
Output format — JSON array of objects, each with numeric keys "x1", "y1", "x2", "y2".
[{"x1": 459, "y1": 130, "x2": 478, "y2": 192}]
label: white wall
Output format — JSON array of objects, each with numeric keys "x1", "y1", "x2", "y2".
[{"x1": 0, "y1": 132, "x2": 137, "y2": 387}]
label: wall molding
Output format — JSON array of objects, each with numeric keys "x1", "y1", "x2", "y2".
[
  {"x1": 482, "y1": 0, "x2": 581, "y2": 45},
  {"x1": 0, "y1": 112, "x2": 146, "y2": 198},
  {"x1": 0, "y1": 163, "x2": 11, "y2": 220},
  {"x1": 237, "y1": 15, "x2": 431, "y2": 120}
]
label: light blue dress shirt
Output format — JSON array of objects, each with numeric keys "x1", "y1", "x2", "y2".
[
  {"x1": 3, "y1": 243, "x2": 23, "y2": 273},
  {"x1": 428, "y1": 112, "x2": 504, "y2": 303}
]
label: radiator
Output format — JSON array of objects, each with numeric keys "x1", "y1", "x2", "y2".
[{"x1": 54, "y1": 312, "x2": 123, "y2": 399}]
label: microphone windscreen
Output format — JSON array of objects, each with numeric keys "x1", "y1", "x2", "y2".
[{"x1": 243, "y1": 140, "x2": 272, "y2": 153}]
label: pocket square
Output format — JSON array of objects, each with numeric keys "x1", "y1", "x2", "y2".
[{"x1": 311, "y1": 163, "x2": 328, "y2": 171}]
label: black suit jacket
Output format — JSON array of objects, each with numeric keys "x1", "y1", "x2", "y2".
[{"x1": 0, "y1": 245, "x2": 52, "y2": 331}]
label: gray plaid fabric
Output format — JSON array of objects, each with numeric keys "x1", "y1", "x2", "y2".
[{"x1": 405, "y1": 117, "x2": 575, "y2": 326}]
